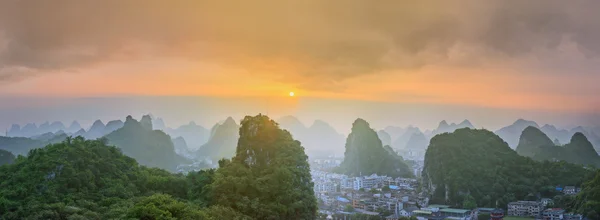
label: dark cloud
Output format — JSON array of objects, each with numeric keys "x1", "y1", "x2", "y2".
[{"x1": 1, "y1": 0, "x2": 599, "y2": 84}]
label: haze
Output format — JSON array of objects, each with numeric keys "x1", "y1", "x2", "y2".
[{"x1": 1, "y1": 0, "x2": 599, "y2": 132}]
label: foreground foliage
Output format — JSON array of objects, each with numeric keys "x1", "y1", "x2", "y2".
[
  {"x1": 210, "y1": 114, "x2": 317, "y2": 219},
  {"x1": 0, "y1": 114, "x2": 316, "y2": 220}
]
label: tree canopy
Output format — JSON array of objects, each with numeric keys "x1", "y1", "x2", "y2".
[
  {"x1": 210, "y1": 114, "x2": 317, "y2": 219},
  {"x1": 0, "y1": 149, "x2": 15, "y2": 166},
  {"x1": 338, "y1": 118, "x2": 413, "y2": 177}
]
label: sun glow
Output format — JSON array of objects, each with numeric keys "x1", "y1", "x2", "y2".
[{"x1": 289, "y1": 91, "x2": 295, "y2": 97}]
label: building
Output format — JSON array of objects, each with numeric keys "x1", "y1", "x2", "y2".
[
  {"x1": 563, "y1": 186, "x2": 577, "y2": 195},
  {"x1": 542, "y1": 208, "x2": 565, "y2": 220},
  {"x1": 490, "y1": 209, "x2": 504, "y2": 220},
  {"x1": 507, "y1": 201, "x2": 542, "y2": 217},
  {"x1": 541, "y1": 198, "x2": 553, "y2": 207},
  {"x1": 439, "y1": 208, "x2": 472, "y2": 220}
]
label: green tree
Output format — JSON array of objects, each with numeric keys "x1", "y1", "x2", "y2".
[
  {"x1": 463, "y1": 194, "x2": 477, "y2": 210},
  {"x1": 382, "y1": 185, "x2": 391, "y2": 192},
  {"x1": 345, "y1": 205, "x2": 355, "y2": 212},
  {"x1": 210, "y1": 114, "x2": 317, "y2": 220}
]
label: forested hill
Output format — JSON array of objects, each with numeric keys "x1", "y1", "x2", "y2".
[
  {"x1": 211, "y1": 114, "x2": 317, "y2": 219},
  {"x1": 105, "y1": 115, "x2": 181, "y2": 172},
  {"x1": 0, "y1": 114, "x2": 317, "y2": 219},
  {"x1": 516, "y1": 126, "x2": 600, "y2": 167},
  {"x1": 338, "y1": 118, "x2": 413, "y2": 178},
  {"x1": 423, "y1": 128, "x2": 593, "y2": 208}
]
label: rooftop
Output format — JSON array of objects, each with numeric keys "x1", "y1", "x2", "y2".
[
  {"x1": 428, "y1": 204, "x2": 451, "y2": 209},
  {"x1": 440, "y1": 208, "x2": 471, "y2": 214}
]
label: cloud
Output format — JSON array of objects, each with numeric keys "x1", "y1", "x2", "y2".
[{"x1": 1, "y1": 0, "x2": 600, "y2": 87}]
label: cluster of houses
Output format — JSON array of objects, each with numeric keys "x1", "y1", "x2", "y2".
[
  {"x1": 312, "y1": 171, "x2": 429, "y2": 218},
  {"x1": 507, "y1": 200, "x2": 583, "y2": 220}
]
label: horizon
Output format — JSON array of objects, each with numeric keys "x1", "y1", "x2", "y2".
[{"x1": 1, "y1": 95, "x2": 598, "y2": 135}]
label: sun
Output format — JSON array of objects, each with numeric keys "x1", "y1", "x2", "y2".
[{"x1": 289, "y1": 91, "x2": 295, "y2": 97}]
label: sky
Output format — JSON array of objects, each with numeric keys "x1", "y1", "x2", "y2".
[{"x1": 0, "y1": 0, "x2": 599, "y2": 132}]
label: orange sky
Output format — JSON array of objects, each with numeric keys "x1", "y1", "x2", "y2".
[{"x1": 1, "y1": 0, "x2": 600, "y2": 118}]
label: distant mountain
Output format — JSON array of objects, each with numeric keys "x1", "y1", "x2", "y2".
[
  {"x1": 392, "y1": 126, "x2": 421, "y2": 149},
  {"x1": 384, "y1": 126, "x2": 406, "y2": 142},
  {"x1": 516, "y1": 126, "x2": 600, "y2": 167},
  {"x1": 432, "y1": 120, "x2": 474, "y2": 135},
  {"x1": 67, "y1": 121, "x2": 82, "y2": 133},
  {"x1": 105, "y1": 115, "x2": 181, "y2": 171},
  {"x1": 73, "y1": 128, "x2": 86, "y2": 137},
  {"x1": 0, "y1": 134, "x2": 67, "y2": 155},
  {"x1": 153, "y1": 117, "x2": 166, "y2": 131},
  {"x1": 277, "y1": 116, "x2": 345, "y2": 155},
  {"x1": 405, "y1": 131, "x2": 429, "y2": 151},
  {"x1": 377, "y1": 130, "x2": 392, "y2": 147},
  {"x1": 196, "y1": 117, "x2": 239, "y2": 160},
  {"x1": 20, "y1": 123, "x2": 38, "y2": 137},
  {"x1": 305, "y1": 120, "x2": 345, "y2": 155},
  {"x1": 172, "y1": 136, "x2": 192, "y2": 158},
  {"x1": 165, "y1": 122, "x2": 209, "y2": 150},
  {"x1": 495, "y1": 119, "x2": 540, "y2": 148},
  {"x1": 103, "y1": 120, "x2": 124, "y2": 135},
  {"x1": 84, "y1": 120, "x2": 106, "y2": 139},
  {"x1": 337, "y1": 118, "x2": 413, "y2": 178},
  {"x1": 540, "y1": 124, "x2": 570, "y2": 144},
  {"x1": 7, "y1": 124, "x2": 20, "y2": 137}
]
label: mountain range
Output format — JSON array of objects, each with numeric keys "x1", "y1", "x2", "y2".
[
  {"x1": 276, "y1": 116, "x2": 346, "y2": 156},
  {"x1": 516, "y1": 126, "x2": 600, "y2": 167},
  {"x1": 195, "y1": 117, "x2": 239, "y2": 161}
]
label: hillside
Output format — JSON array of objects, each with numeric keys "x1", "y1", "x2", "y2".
[
  {"x1": 405, "y1": 131, "x2": 429, "y2": 151},
  {"x1": 196, "y1": 117, "x2": 239, "y2": 160},
  {"x1": 573, "y1": 170, "x2": 600, "y2": 219},
  {"x1": 211, "y1": 114, "x2": 317, "y2": 219},
  {"x1": 423, "y1": 128, "x2": 592, "y2": 208},
  {"x1": 516, "y1": 126, "x2": 600, "y2": 167},
  {"x1": 105, "y1": 115, "x2": 181, "y2": 171},
  {"x1": 338, "y1": 118, "x2": 413, "y2": 178},
  {"x1": 0, "y1": 137, "x2": 199, "y2": 219},
  {"x1": 0, "y1": 149, "x2": 15, "y2": 165}
]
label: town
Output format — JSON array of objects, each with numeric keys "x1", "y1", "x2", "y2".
[{"x1": 310, "y1": 156, "x2": 585, "y2": 220}]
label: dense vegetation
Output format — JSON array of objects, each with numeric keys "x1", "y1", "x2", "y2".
[
  {"x1": 0, "y1": 137, "x2": 192, "y2": 219},
  {"x1": 338, "y1": 119, "x2": 413, "y2": 177},
  {"x1": 423, "y1": 128, "x2": 593, "y2": 208},
  {"x1": 210, "y1": 115, "x2": 317, "y2": 219},
  {"x1": 516, "y1": 126, "x2": 600, "y2": 167},
  {"x1": 196, "y1": 117, "x2": 239, "y2": 161},
  {"x1": 0, "y1": 149, "x2": 15, "y2": 165},
  {"x1": 0, "y1": 114, "x2": 315, "y2": 220},
  {"x1": 574, "y1": 170, "x2": 600, "y2": 219},
  {"x1": 105, "y1": 116, "x2": 182, "y2": 172}
]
